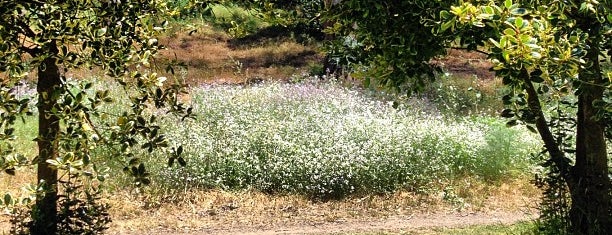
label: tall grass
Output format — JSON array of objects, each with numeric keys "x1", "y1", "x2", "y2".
[
  {"x1": 425, "y1": 74, "x2": 503, "y2": 117},
  {"x1": 149, "y1": 80, "x2": 540, "y2": 199}
]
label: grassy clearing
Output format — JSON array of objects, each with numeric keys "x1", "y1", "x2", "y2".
[
  {"x1": 1, "y1": 14, "x2": 546, "y2": 231},
  {"x1": 1, "y1": 72, "x2": 541, "y2": 234},
  {"x1": 207, "y1": 3, "x2": 266, "y2": 37}
]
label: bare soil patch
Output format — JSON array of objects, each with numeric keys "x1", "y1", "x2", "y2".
[
  {"x1": 435, "y1": 49, "x2": 494, "y2": 80},
  {"x1": 115, "y1": 211, "x2": 535, "y2": 235}
]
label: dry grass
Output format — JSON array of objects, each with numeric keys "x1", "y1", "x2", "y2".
[
  {"x1": 0, "y1": 177, "x2": 539, "y2": 234},
  {"x1": 103, "y1": 178, "x2": 538, "y2": 234},
  {"x1": 157, "y1": 25, "x2": 323, "y2": 85},
  {"x1": 436, "y1": 49, "x2": 494, "y2": 81},
  {"x1": 0, "y1": 168, "x2": 36, "y2": 233}
]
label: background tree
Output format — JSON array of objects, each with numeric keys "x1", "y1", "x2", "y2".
[
  {"x1": 323, "y1": 0, "x2": 461, "y2": 91},
  {"x1": 0, "y1": 0, "x2": 191, "y2": 234},
  {"x1": 238, "y1": 0, "x2": 327, "y2": 33}
]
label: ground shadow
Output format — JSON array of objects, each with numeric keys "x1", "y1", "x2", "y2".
[{"x1": 228, "y1": 24, "x2": 325, "y2": 50}]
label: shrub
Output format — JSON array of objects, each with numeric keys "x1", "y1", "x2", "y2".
[{"x1": 151, "y1": 80, "x2": 540, "y2": 199}]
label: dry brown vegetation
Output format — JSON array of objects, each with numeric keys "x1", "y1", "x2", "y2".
[
  {"x1": 103, "y1": 178, "x2": 538, "y2": 234},
  {"x1": 158, "y1": 25, "x2": 323, "y2": 85}
]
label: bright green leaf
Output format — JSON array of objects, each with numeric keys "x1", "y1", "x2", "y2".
[{"x1": 504, "y1": 0, "x2": 513, "y2": 9}]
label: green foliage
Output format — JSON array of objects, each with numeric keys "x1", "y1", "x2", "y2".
[
  {"x1": 207, "y1": 3, "x2": 267, "y2": 37},
  {"x1": 0, "y1": 0, "x2": 193, "y2": 233},
  {"x1": 165, "y1": 0, "x2": 220, "y2": 19},
  {"x1": 442, "y1": 0, "x2": 611, "y2": 233},
  {"x1": 222, "y1": 0, "x2": 334, "y2": 42},
  {"x1": 236, "y1": 0, "x2": 326, "y2": 30},
  {"x1": 4, "y1": 174, "x2": 111, "y2": 235},
  {"x1": 324, "y1": 0, "x2": 458, "y2": 93},
  {"x1": 149, "y1": 81, "x2": 539, "y2": 199},
  {"x1": 425, "y1": 74, "x2": 503, "y2": 116}
]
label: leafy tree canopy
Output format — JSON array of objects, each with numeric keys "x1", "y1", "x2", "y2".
[
  {"x1": 324, "y1": 0, "x2": 464, "y2": 93},
  {"x1": 328, "y1": 0, "x2": 611, "y2": 233},
  {"x1": 441, "y1": 2, "x2": 611, "y2": 233},
  {"x1": 0, "y1": 0, "x2": 193, "y2": 233}
]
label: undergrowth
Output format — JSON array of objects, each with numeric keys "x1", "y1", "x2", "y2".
[{"x1": 146, "y1": 79, "x2": 540, "y2": 199}]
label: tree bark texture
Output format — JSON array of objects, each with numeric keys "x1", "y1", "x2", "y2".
[
  {"x1": 569, "y1": 26, "x2": 611, "y2": 234},
  {"x1": 524, "y1": 51, "x2": 611, "y2": 233},
  {"x1": 32, "y1": 43, "x2": 61, "y2": 235}
]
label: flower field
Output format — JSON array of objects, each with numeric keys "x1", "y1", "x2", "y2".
[{"x1": 149, "y1": 80, "x2": 540, "y2": 199}]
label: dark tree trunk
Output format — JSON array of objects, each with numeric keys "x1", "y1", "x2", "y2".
[
  {"x1": 569, "y1": 29, "x2": 611, "y2": 234},
  {"x1": 524, "y1": 47, "x2": 611, "y2": 232},
  {"x1": 32, "y1": 43, "x2": 61, "y2": 235}
]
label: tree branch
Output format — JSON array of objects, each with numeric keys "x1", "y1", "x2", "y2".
[
  {"x1": 15, "y1": 21, "x2": 37, "y2": 39},
  {"x1": 450, "y1": 47, "x2": 490, "y2": 56},
  {"x1": 522, "y1": 69, "x2": 572, "y2": 179},
  {"x1": 19, "y1": 46, "x2": 40, "y2": 57}
]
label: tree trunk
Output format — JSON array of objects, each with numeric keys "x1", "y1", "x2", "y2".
[
  {"x1": 569, "y1": 31, "x2": 611, "y2": 234},
  {"x1": 32, "y1": 43, "x2": 61, "y2": 235}
]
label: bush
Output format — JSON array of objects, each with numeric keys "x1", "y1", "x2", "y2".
[{"x1": 151, "y1": 80, "x2": 540, "y2": 199}]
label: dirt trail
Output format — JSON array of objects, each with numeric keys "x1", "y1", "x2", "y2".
[
  {"x1": 110, "y1": 211, "x2": 536, "y2": 235},
  {"x1": 101, "y1": 183, "x2": 539, "y2": 235}
]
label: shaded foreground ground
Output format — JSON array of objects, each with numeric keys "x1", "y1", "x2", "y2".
[
  {"x1": 106, "y1": 180, "x2": 539, "y2": 234},
  {"x1": 112, "y1": 211, "x2": 535, "y2": 235}
]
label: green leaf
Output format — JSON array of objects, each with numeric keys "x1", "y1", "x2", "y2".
[
  {"x1": 177, "y1": 146, "x2": 183, "y2": 156},
  {"x1": 128, "y1": 158, "x2": 140, "y2": 166},
  {"x1": 504, "y1": 0, "x2": 512, "y2": 9},
  {"x1": 5, "y1": 168, "x2": 15, "y2": 176},
  {"x1": 4, "y1": 194, "x2": 12, "y2": 206},
  {"x1": 511, "y1": 8, "x2": 528, "y2": 16},
  {"x1": 500, "y1": 37, "x2": 508, "y2": 48},
  {"x1": 531, "y1": 75, "x2": 544, "y2": 83},
  {"x1": 515, "y1": 17, "x2": 523, "y2": 28},
  {"x1": 501, "y1": 109, "x2": 515, "y2": 118},
  {"x1": 46, "y1": 159, "x2": 62, "y2": 167},
  {"x1": 141, "y1": 178, "x2": 151, "y2": 185},
  {"x1": 526, "y1": 125, "x2": 537, "y2": 133},
  {"x1": 137, "y1": 163, "x2": 146, "y2": 175},
  {"x1": 440, "y1": 10, "x2": 451, "y2": 19},
  {"x1": 168, "y1": 157, "x2": 175, "y2": 167},
  {"x1": 503, "y1": 28, "x2": 516, "y2": 35},
  {"x1": 178, "y1": 157, "x2": 186, "y2": 167},
  {"x1": 502, "y1": 51, "x2": 510, "y2": 62},
  {"x1": 96, "y1": 27, "x2": 107, "y2": 36},
  {"x1": 489, "y1": 38, "x2": 501, "y2": 48},
  {"x1": 440, "y1": 20, "x2": 454, "y2": 32}
]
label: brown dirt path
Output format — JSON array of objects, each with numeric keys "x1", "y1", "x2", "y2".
[
  {"x1": 111, "y1": 211, "x2": 536, "y2": 235},
  {"x1": 104, "y1": 183, "x2": 539, "y2": 235}
]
